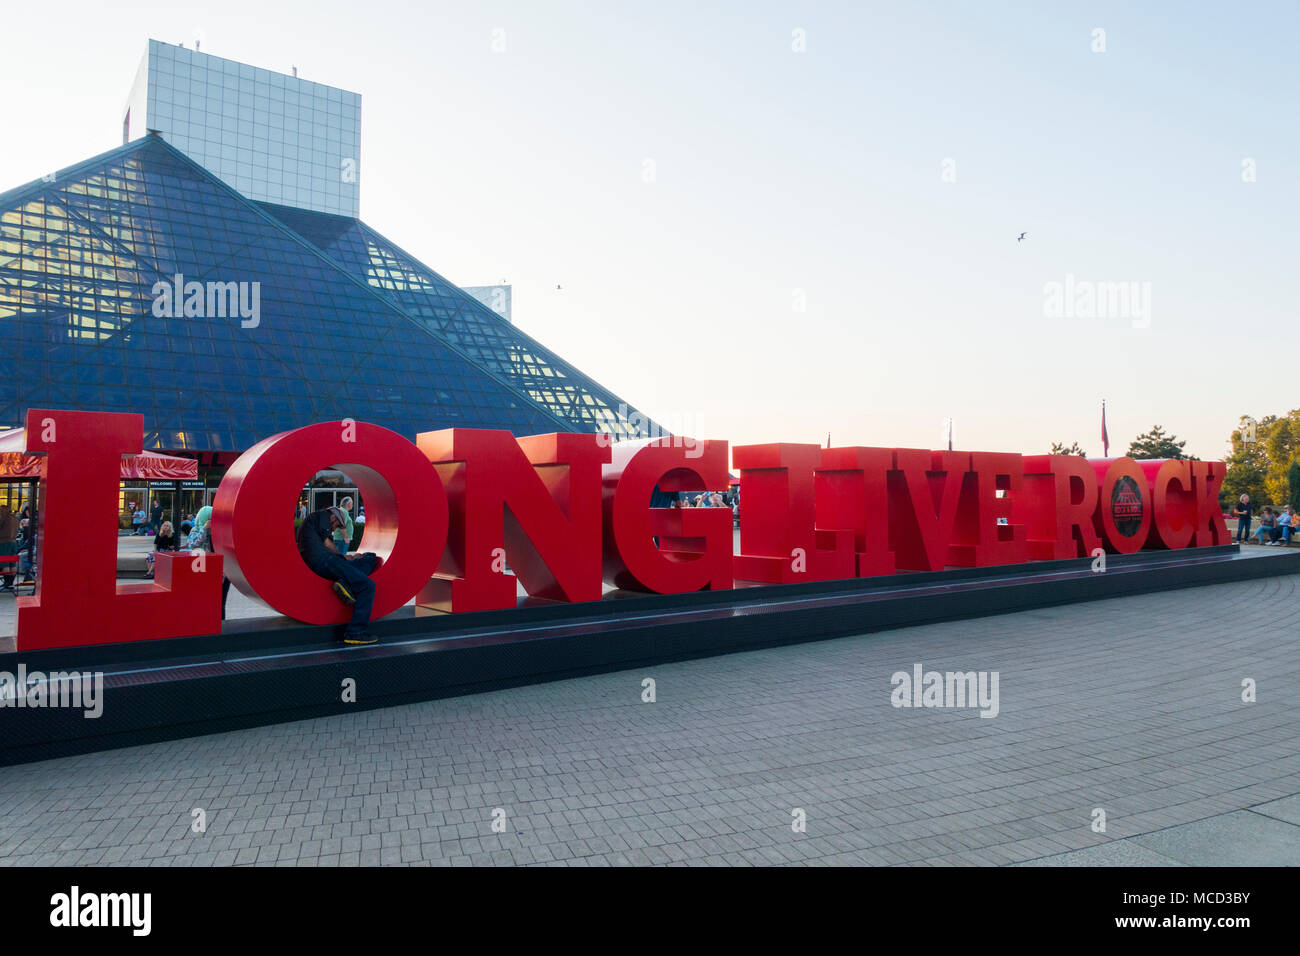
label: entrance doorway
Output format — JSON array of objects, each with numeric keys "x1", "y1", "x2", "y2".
[
  {"x1": 306, "y1": 470, "x2": 363, "y2": 549},
  {"x1": 311, "y1": 487, "x2": 358, "y2": 513}
]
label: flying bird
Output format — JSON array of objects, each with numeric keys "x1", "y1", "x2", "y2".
[{"x1": 1017, "y1": 232, "x2": 1028, "y2": 243}]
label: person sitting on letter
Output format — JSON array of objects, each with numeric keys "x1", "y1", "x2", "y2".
[{"x1": 296, "y1": 506, "x2": 381, "y2": 645}]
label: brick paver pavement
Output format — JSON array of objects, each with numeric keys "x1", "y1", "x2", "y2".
[{"x1": 1, "y1": 573, "x2": 1297, "y2": 865}]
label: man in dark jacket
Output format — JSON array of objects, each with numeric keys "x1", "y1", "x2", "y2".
[
  {"x1": 296, "y1": 506, "x2": 380, "y2": 644},
  {"x1": 1233, "y1": 494, "x2": 1253, "y2": 543},
  {"x1": 149, "y1": 499, "x2": 164, "y2": 536}
]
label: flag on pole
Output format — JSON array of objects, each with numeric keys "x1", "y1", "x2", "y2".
[
  {"x1": 1101, "y1": 400, "x2": 1110, "y2": 457},
  {"x1": 940, "y1": 417, "x2": 954, "y2": 451}
]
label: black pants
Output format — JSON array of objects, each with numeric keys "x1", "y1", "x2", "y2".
[
  {"x1": 0, "y1": 542, "x2": 15, "y2": 587},
  {"x1": 309, "y1": 552, "x2": 379, "y2": 635}
]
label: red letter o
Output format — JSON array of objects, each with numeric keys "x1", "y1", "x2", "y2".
[
  {"x1": 212, "y1": 422, "x2": 448, "y2": 625},
  {"x1": 1092, "y1": 457, "x2": 1152, "y2": 554}
]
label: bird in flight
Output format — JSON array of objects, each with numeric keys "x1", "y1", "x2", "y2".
[{"x1": 1017, "y1": 232, "x2": 1028, "y2": 243}]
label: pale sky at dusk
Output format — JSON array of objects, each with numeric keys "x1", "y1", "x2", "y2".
[{"x1": 4, "y1": 1, "x2": 1296, "y2": 460}]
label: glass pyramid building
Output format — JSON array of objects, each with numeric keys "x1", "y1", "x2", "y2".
[{"x1": 0, "y1": 134, "x2": 655, "y2": 451}]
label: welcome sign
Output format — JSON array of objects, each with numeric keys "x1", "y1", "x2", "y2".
[{"x1": 14, "y1": 409, "x2": 1229, "y2": 651}]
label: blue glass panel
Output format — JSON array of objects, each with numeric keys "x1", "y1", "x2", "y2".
[{"x1": 0, "y1": 137, "x2": 570, "y2": 450}]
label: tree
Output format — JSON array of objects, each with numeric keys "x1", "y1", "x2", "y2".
[
  {"x1": 1289, "y1": 461, "x2": 1300, "y2": 512},
  {"x1": 1126, "y1": 425, "x2": 1194, "y2": 460},
  {"x1": 1263, "y1": 416, "x2": 1298, "y2": 505},
  {"x1": 1050, "y1": 441, "x2": 1087, "y2": 457},
  {"x1": 1221, "y1": 414, "x2": 1276, "y2": 508}
]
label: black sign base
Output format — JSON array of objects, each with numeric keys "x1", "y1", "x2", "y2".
[{"x1": 0, "y1": 545, "x2": 1288, "y2": 766}]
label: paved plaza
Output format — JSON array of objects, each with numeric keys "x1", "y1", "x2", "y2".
[{"x1": 1, "y1": 570, "x2": 1298, "y2": 866}]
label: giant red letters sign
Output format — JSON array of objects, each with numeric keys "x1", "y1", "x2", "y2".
[
  {"x1": 815, "y1": 447, "x2": 895, "y2": 577},
  {"x1": 416, "y1": 430, "x2": 609, "y2": 612},
  {"x1": 212, "y1": 420, "x2": 448, "y2": 624},
  {"x1": 1092, "y1": 457, "x2": 1153, "y2": 554},
  {"x1": 733, "y1": 443, "x2": 854, "y2": 584},
  {"x1": 601, "y1": 438, "x2": 733, "y2": 594},
  {"x1": 1190, "y1": 461, "x2": 1231, "y2": 547},
  {"x1": 12, "y1": 410, "x2": 1235, "y2": 651},
  {"x1": 889, "y1": 449, "x2": 967, "y2": 572},
  {"x1": 17, "y1": 409, "x2": 224, "y2": 650},
  {"x1": 1018, "y1": 455, "x2": 1101, "y2": 560}
]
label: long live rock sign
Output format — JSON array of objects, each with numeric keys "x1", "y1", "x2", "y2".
[{"x1": 14, "y1": 408, "x2": 1228, "y2": 651}]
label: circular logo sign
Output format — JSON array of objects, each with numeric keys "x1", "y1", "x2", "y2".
[{"x1": 1111, "y1": 476, "x2": 1146, "y2": 538}]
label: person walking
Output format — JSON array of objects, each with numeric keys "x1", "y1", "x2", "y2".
[
  {"x1": 296, "y1": 506, "x2": 381, "y2": 645},
  {"x1": 186, "y1": 506, "x2": 234, "y2": 620},
  {"x1": 1233, "y1": 494, "x2": 1253, "y2": 543},
  {"x1": 149, "y1": 499, "x2": 164, "y2": 537}
]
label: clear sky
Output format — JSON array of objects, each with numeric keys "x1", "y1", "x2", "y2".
[{"x1": 4, "y1": 1, "x2": 1296, "y2": 460}]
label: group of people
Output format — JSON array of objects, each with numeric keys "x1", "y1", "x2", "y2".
[
  {"x1": 134, "y1": 495, "x2": 375, "y2": 640},
  {"x1": 143, "y1": 509, "x2": 207, "y2": 576},
  {"x1": 1232, "y1": 493, "x2": 1296, "y2": 546},
  {"x1": 672, "y1": 489, "x2": 740, "y2": 524},
  {"x1": 128, "y1": 499, "x2": 165, "y2": 536},
  {"x1": 141, "y1": 506, "x2": 233, "y2": 616},
  {"x1": 675, "y1": 492, "x2": 730, "y2": 509},
  {"x1": 4, "y1": 491, "x2": 378, "y2": 642}
]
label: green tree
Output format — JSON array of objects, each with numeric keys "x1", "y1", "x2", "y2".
[
  {"x1": 1050, "y1": 441, "x2": 1087, "y2": 457},
  {"x1": 1126, "y1": 425, "x2": 1194, "y2": 460},
  {"x1": 1221, "y1": 414, "x2": 1274, "y2": 508},
  {"x1": 1263, "y1": 415, "x2": 1299, "y2": 505},
  {"x1": 1288, "y1": 461, "x2": 1300, "y2": 512}
]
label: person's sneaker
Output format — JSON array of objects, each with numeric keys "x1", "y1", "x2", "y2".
[
  {"x1": 343, "y1": 630, "x2": 377, "y2": 645},
  {"x1": 332, "y1": 580, "x2": 357, "y2": 605}
]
